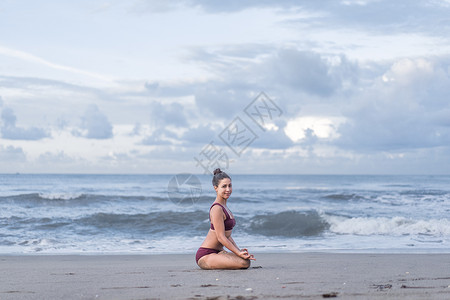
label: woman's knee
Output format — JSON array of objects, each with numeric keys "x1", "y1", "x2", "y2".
[
  {"x1": 197, "y1": 258, "x2": 211, "y2": 270},
  {"x1": 239, "y1": 258, "x2": 250, "y2": 269}
]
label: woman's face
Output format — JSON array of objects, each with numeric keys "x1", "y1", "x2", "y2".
[{"x1": 214, "y1": 178, "x2": 232, "y2": 200}]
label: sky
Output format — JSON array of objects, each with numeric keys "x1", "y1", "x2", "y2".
[{"x1": 1, "y1": 0, "x2": 450, "y2": 174}]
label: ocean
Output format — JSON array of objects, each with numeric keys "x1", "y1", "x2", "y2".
[{"x1": 1, "y1": 174, "x2": 449, "y2": 254}]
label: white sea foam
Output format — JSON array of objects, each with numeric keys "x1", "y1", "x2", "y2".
[
  {"x1": 38, "y1": 192, "x2": 83, "y2": 200},
  {"x1": 325, "y1": 215, "x2": 450, "y2": 236}
]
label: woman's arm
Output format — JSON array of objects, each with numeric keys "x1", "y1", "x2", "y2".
[
  {"x1": 210, "y1": 206, "x2": 251, "y2": 259},
  {"x1": 228, "y1": 235, "x2": 239, "y2": 249},
  {"x1": 228, "y1": 234, "x2": 255, "y2": 260}
]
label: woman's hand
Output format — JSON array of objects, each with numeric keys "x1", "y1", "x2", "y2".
[{"x1": 239, "y1": 249, "x2": 256, "y2": 260}]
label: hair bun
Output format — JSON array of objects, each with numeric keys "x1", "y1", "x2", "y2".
[{"x1": 211, "y1": 168, "x2": 231, "y2": 186}]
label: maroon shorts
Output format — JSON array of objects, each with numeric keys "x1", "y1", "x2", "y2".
[{"x1": 196, "y1": 247, "x2": 220, "y2": 263}]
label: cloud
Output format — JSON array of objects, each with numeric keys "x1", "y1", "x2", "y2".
[
  {"x1": 182, "y1": 124, "x2": 218, "y2": 144},
  {"x1": 138, "y1": 145, "x2": 196, "y2": 163},
  {"x1": 164, "y1": 47, "x2": 359, "y2": 121},
  {"x1": 144, "y1": 47, "x2": 360, "y2": 147},
  {"x1": 250, "y1": 126, "x2": 294, "y2": 149},
  {"x1": 0, "y1": 107, "x2": 49, "y2": 140},
  {"x1": 1, "y1": 107, "x2": 16, "y2": 127},
  {"x1": 0, "y1": 75, "x2": 123, "y2": 103},
  {"x1": 156, "y1": 44, "x2": 450, "y2": 156},
  {"x1": 193, "y1": 87, "x2": 253, "y2": 120},
  {"x1": 32, "y1": 151, "x2": 113, "y2": 174},
  {"x1": 175, "y1": 44, "x2": 450, "y2": 165},
  {"x1": 139, "y1": 101, "x2": 191, "y2": 146},
  {"x1": 312, "y1": 1, "x2": 450, "y2": 36},
  {"x1": 266, "y1": 49, "x2": 358, "y2": 97},
  {"x1": 173, "y1": 1, "x2": 450, "y2": 37},
  {"x1": 141, "y1": 128, "x2": 177, "y2": 145},
  {"x1": 139, "y1": 41, "x2": 450, "y2": 166},
  {"x1": 0, "y1": 145, "x2": 26, "y2": 162},
  {"x1": 37, "y1": 151, "x2": 78, "y2": 164},
  {"x1": 78, "y1": 104, "x2": 113, "y2": 139},
  {"x1": 130, "y1": 123, "x2": 142, "y2": 136},
  {"x1": 139, "y1": 0, "x2": 304, "y2": 13},
  {"x1": 335, "y1": 57, "x2": 450, "y2": 151},
  {"x1": 0, "y1": 45, "x2": 112, "y2": 82},
  {"x1": 149, "y1": 102, "x2": 188, "y2": 127},
  {"x1": 130, "y1": 0, "x2": 184, "y2": 13},
  {"x1": 144, "y1": 76, "x2": 260, "y2": 123}
]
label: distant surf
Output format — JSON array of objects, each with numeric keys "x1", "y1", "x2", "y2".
[{"x1": 1, "y1": 174, "x2": 449, "y2": 254}]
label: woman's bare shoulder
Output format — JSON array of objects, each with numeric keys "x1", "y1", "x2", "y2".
[{"x1": 210, "y1": 204, "x2": 224, "y2": 217}]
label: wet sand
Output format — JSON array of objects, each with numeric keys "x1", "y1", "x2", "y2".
[{"x1": 1, "y1": 253, "x2": 450, "y2": 299}]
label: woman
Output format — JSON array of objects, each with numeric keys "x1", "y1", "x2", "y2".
[{"x1": 196, "y1": 168, "x2": 255, "y2": 269}]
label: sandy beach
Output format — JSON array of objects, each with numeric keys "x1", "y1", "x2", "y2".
[{"x1": 1, "y1": 253, "x2": 449, "y2": 299}]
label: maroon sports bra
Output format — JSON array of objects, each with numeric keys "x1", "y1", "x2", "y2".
[{"x1": 209, "y1": 203, "x2": 236, "y2": 231}]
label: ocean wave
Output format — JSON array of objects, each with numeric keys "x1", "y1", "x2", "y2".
[
  {"x1": 0, "y1": 193, "x2": 106, "y2": 206},
  {"x1": 325, "y1": 215, "x2": 450, "y2": 236},
  {"x1": 38, "y1": 192, "x2": 84, "y2": 200},
  {"x1": 383, "y1": 184, "x2": 414, "y2": 188},
  {"x1": 323, "y1": 193, "x2": 366, "y2": 201},
  {"x1": 2, "y1": 210, "x2": 210, "y2": 235},
  {"x1": 247, "y1": 210, "x2": 329, "y2": 237},
  {"x1": 1, "y1": 216, "x2": 73, "y2": 230},
  {"x1": 399, "y1": 189, "x2": 449, "y2": 197},
  {"x1": 76, "y1": 211, "x2": 210, "y2": 235},
  {"x1": 0, "y1": 193, "x2": 171, "y2": 206}
]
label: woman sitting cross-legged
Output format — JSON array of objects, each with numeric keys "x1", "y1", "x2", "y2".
[{"x1": 195, "y1": 169, "x2": 255, "y2": 270}]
